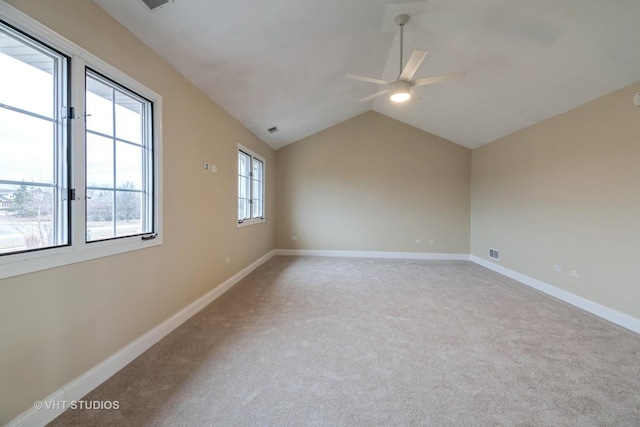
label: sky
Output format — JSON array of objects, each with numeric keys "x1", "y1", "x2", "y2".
[{"x1": 0, "y1": 45, "x2": 145, "y2": 192}]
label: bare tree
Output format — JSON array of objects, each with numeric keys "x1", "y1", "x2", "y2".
[
  {"x1": 116, "y1": 181, "x2": 141, "y2": 221},
  {"x1": 9, "y1": 185, "x2": 53, "y2": 249}
]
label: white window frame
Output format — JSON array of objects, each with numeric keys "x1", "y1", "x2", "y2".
[
  {"x1": 237, "y1": 144, "x2": 265, "y2": 228},
  {"x1": 0, "y1": 3, "x2": 163, "y2": 280},
  {"x1": 84, "y1": 68, "x2": 155, "y2": 243}
]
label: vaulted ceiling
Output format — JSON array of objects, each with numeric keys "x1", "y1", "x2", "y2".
[{"x1": 92, "y1": 0, "x2": 640, "y2": 149}]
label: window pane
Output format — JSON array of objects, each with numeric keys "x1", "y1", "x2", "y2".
[
  {"x1": 238, "y1": 175, "x2": 250, "y2": 220},
  {"x1": 0, "y1": 108, "x2": 54, "y2": 183},
  {"x1": 86, "y1": 76, "x2": 114, "y2": 136},
  {"x1": 115, "y1": 90, "x2": 142, "y2": 144},
  {"x1": 86, "y1": 133, "x2": 114, "y2": 188},
  {"x1": 252, "y1": 198, "x2": 262, "y2": 218},
  {"x1": 116, "y1": 142, "x2": 142, "y2": 190},
  {"x1": 239, "y1": 151, "x2": 250, "y2": 177},
  {"x1": 252, "y1": 158, "x2": 263, "y2": 181},
  {"x1": 115, "y1": 190, "x2": 142, "y2": 237},
  {"x1": 237, "y1": 197, "x2": 250, "y2": 221},
  {"x1": 252, "y1": 158, "x2": 263, "y2": 218},
  {"x1": 86, "y1": 189, "x2": 114, "y2": 242},
  {"x1": 0, "y1": 184, "x2": 54, "y2": 254},
  {"x1": 251, "y1": 158, "x2": 264, "y2": 218},
  {"x1": 0, "y1": 29, "x2": 55, "y2": 118}
]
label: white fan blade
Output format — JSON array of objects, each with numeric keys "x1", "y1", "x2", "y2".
[
  {"x1": 399, "y1": 50, "x2": 428, "y2": 81},
  {"x1": 345, "y1": 74, "x2": 390, "y2": 85},
  {"x1": 412, "y1": 71, "x2": 468, "y2": 87},
  {"x1": 359, "y1": 89, "x2": 390, "y2": 102}
]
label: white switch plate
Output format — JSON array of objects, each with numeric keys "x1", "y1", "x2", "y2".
[{"x1": 211, "y1": 165, "x2": 217, "y2": 173}]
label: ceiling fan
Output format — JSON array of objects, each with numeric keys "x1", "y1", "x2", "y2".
[{"x1": 346, "y1": 14, "x2": 467, "y2": 103}]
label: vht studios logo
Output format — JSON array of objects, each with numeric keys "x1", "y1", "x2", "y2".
[{"x1": 33, "y1": 400, "x2": 120, "y2": 410}]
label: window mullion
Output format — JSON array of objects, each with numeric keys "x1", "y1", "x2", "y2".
[
  {"x1": 54, "y1": 52, "x2": 68, "y2": 248},
  {"x1": 111, "y1": 87, "x2": 117, "y2": 238},
  {"x1": 70, "y1": 59, "x2": 87, "y2": 250},
  {"x1": 248, "y1": 165, "x2": 252, "y2": 220}
]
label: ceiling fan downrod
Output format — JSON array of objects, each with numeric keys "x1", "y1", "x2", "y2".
[{"x1": 395, "y1": 14, "x2": 409, "y2": 78}]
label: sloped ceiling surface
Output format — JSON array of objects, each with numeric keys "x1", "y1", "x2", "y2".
[{"x1": 92, "y1": 0, "x2": 640, "y2": 149}]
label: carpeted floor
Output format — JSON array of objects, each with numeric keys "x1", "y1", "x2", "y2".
[{"x1": 50, "y1": 256, "x2": 640, "y2": 426}]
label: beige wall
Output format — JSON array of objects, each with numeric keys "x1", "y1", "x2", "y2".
[
  {"x1": 0, "y1": 0, "x2": 274, "y2": 423},
  {"x1": 471, "y1": 81, "x2": 640, "y2": 319},
  {"x1": 275, "y1": 111, "x2": 471, "y2": 253}
]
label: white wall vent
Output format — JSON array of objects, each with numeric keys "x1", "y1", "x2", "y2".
[
  {"x1": 489, "y1": 248, "x2": 499, "y2": 260},
  {"x1": 140, "y1": 0, "x2": 174, "y2": 11}
]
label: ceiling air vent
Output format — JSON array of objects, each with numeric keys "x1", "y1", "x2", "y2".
[
  {"x1": 141, "y1": 0, "x2": 174, "y2": 11},
  {"x1": 267, "y1": 126, "x2": 279, "y2": 134}
]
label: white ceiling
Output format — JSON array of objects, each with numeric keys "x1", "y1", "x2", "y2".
[{"x1": 92, "y1": 0, "x2": 640, "y2": 150}]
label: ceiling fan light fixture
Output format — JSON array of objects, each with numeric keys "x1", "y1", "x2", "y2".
[
  {"x1": 389, "y1": 80, "x2": 411, "y2": 103},
  {"x1": 345, "y1": 13, "x2": 467, "y2": 104}
]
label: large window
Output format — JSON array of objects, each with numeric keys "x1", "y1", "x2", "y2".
[
  {"x1": 0, "y1": 6, "x2": 162, "y2": 280},
  {"x1": 238, "y1": 145, "x2": 265, "y2": 226},
  {"x1": 85, "y1": 70, "x2": 154, "y2": 242},
  {"x1": 0, "y1": 21, "x2": 69, "y2": 254}
]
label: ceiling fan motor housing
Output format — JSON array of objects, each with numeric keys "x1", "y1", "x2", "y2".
[{"x1": 390, "y1": 80, "x2": 412, "y2": 102}]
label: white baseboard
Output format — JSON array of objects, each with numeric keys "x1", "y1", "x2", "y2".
[
  {"x1": 8, "y1": 250, "x2": 275, "y2": 427},
  {"x1": 273, "y1": 249, "x2": 470, "y2": 261},
  {"x1": 470, "y1": 255, "x2": 640, "y2": 335}
]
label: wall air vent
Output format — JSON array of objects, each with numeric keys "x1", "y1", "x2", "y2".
[
  {"x1": 267, "y1": 126, "x2": 279, "y2": 134},
  {"x1": 141, "y1": 0, "x2": 174, "y2": 11},
  {"x1": 489, "y1": 248, "x2": 500, "y2": 260}
]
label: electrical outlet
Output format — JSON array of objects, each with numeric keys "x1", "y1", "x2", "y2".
[
  {"x1": 428, "y1": 240, "x2": 436, "y2": 245},
  {"x1": 291, "y1": 236, "x2": 298, "y2": 241},
  {"x1": 225, "y1": 258, "x2": 231, "y2": 265},
  {"x1": 416, "y1": 239, "x2": 423, "y2": 244},
  {"x1": 554, "y1": 265, "x2": 562, "y2": 272}
]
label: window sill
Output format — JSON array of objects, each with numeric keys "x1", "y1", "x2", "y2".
[
  {"x1": 237, "y1": 218, "x2": 265, "y2": 228},
  {"x1": 0, "y1": 235, "x2": 162, "y2": 280}
]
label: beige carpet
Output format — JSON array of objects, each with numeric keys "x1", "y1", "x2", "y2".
[{"x1": 50, "y1": 256, "x2": 640, "y2": 426}]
